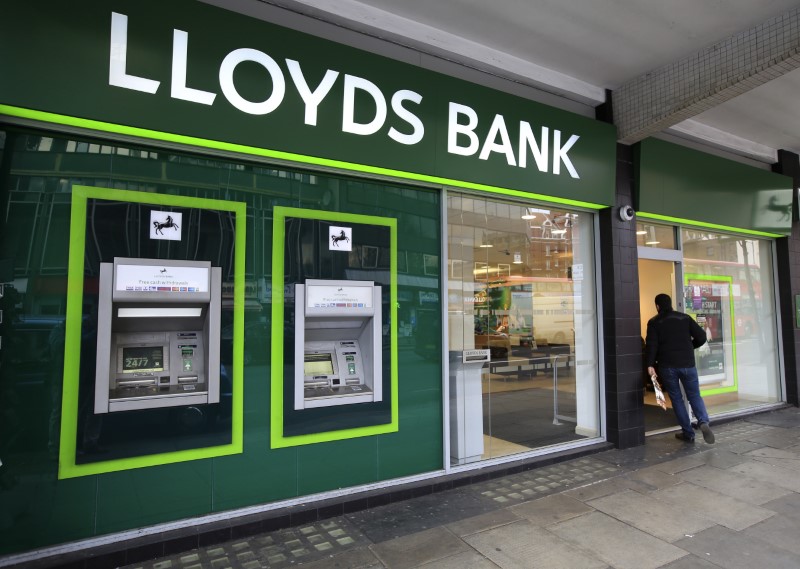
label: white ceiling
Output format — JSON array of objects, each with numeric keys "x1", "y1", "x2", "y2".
[{"x1": 259, "y1": 0, "x2": 800, "y2": 163}]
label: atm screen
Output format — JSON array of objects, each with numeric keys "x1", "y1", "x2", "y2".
[
  {"x1": 304, "y1": 353, "x2": 334, "y2": 376},
  {"x1": 121, "y1": 345, "x2": 165, "y2": 373}
]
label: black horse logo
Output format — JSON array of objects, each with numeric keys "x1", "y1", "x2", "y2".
[
  {"x1": 331, "y1": 229, "x2": 350, "y2": 247},
  {"x1": 766, "y1": 196, "x2": 792, "y2": 222},
  {"x1": 153, "y1": 215, "x2": 179, "y2": 235}
]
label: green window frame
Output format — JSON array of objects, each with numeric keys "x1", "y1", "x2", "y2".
[
  {"x1": 270, "y1": 206, "x2": 399, "y2": 448},
  {"x1": 58, "y1": 185, "x2": 246, "y2": 479}
]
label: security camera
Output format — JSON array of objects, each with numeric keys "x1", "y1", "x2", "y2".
[{"x1": 618, "y1": 205, "x2": 635, "y2": 221}]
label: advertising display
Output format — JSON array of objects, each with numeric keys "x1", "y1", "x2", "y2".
[{"x1": 683, "y1": 276, "x2": 737, "y2": 393}]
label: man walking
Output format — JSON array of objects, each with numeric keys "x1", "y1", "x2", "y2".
[{"x1": 645, "y1": 293, "x2": 715, "y2": 444}]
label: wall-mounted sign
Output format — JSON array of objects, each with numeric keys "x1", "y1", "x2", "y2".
[
  {"x1": 149, "y1": 211, "x2": 182, "y2": 241},
  {"x1": 329, "y1": 226, "x2": 352, "y2": 251},
  {"x1": 306, "y1": 283, "x2": 373, "y2": 308},
  {"x1": 0, "y1": 0, "x2": 617, "y2": 207},
  {"x1": 115, "y1": 263, "x2": 208, "y2": 293}
]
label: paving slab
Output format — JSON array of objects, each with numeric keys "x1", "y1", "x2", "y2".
[
  {"x1": 657, "y1": 554, "x2": 720, "y2": 568},
  {"x1": 761, "y1": 491, "x2": 800, "y2": 520},
  {"x1": 444, "y1": 509, "x2": 521, "y2": 538},
  {"x1": 563, "y1": 476, "x2": 653, "y2": 502},
  {"x1": 652, "y1": 481, "x2": 775, "y2": 531},
  {"x1": 745, "y1": 446, "x2": 800, "y2": 472},
  {"x1": 346, "y1": 490, "x2": 496, "y2": 543},
  {"x1": 695, "y1": 447, "x2": 753, "y2": 469},
  {"x1": 722, "y1": 440, "x2": 766, "y2": 455},
  {"x1": 623, "y1": 466, "x2": 682, "y2": 490},
  {"x1": 743, "y1": 429, "x2": 800, "y2": 449},
  {"x1": 587, "y1": 489, "x2": 714, "y2": 542},
  {"x1": 745, "y1": 409, "x2": 800, "y2": 429},
  {"x1": 651, "y1": 453, "x2": 710, "y2": 474},
  {"x1": 593, "y1": 436, "x2": 702, "y2": 469},
  {"x1": 548, "y1": 511, "x2": 686, "y2": 569},
  {"x1": 743, "y1": 513, "x2": 800, "y2": 556},
  {"x1": 509, "y1": 494, "x2": 594, "y2": 526},
  {"x1": 297, "y1": 547, "x2": 383, "y2": 569},
  {"x1": 729, "y1": 460, "x2": 800, "y2": 492},
  {"x1": 413, "y1": 550, "x2": 501, "y2": 569},
  {"x1": 369, "y1": 527, "x2": 470, "y2": 569},
  {"x1": 675, "y1": 524, "x2": 800, "y2": 569},
  {"x1": 464, "y1": 519, "x2": 608, "y2": 569},
  {"x1": 677, "y1": 464, "x2": 792, "y2": 505},
  {"x1": 467, "y1": 459, "x2": 620, "y2": 507}
]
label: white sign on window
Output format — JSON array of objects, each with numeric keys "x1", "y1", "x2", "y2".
[
  {"x1": 329, "y1": 226, "x2": 352, "y2": 251},
  {"x1": 116, "y1": 264, "x2": 209, "y2": 293},
  {"x1": 306, "y1": 284, "x2": 372, "y2": 308},
  {"x1": 150, "y1": 211, "x2": 182, "y2": 241}
]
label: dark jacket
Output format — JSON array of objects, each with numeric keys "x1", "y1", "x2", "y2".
[{"x1": 645, "y1": 309, "x2": 707, "y2": 369}]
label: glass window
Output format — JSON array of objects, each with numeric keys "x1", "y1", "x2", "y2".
[
  {"x1": 447, "y1": 194, "x2": 600, "y2": 465},
  {"x1": 681, "y1": 229, "x2": 781, "y2": 412},
  {"x1": 0, "y1": 127, "x2": 443, "y2": 548},
  {"x1": 636, "y1": 222, "x2": 676, "y2": 249}
]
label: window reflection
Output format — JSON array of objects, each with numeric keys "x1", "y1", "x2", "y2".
[
  {"x1": 681, "y1": 230, "x2": 780, "y2": 412},
  {"x1": 447, "y1": 195, "x2": 600, "y2": 464},
  {"x1": 636, "y1": 222, "x2": 676, "y2": 248}
]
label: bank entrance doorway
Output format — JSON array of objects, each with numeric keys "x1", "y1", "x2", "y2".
[{"x1": 637, "y1": 254, "x2": 683, "y2": 433}]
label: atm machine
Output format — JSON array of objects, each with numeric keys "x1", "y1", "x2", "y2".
[
  {"x1": 294, "y1": 279, "x2": 382, "y2": 409},
  {"x1": 94, "y1": 257, "x2": 221, "y2": 413}
]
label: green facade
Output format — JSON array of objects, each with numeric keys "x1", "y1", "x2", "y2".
[
  {"x1": 636, "y1": 138, "x2": 793, "y2": 236},
  {"x1": 0, "y1": 0, "x2": 791, "y2": 561},
  {"x1": 0, "y1": 0, "x2": 616, "y2": 208},
  {"x1": 0, "y1": 128, "x2": 443, "y2": 554}
]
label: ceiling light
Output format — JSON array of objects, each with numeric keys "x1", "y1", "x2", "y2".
[
  {"x1": 636, "y1": 230, "x2": 647, "y2": 235},
  {"x1": 646, "y1": 241, "x2": 660, "y2": 245}
]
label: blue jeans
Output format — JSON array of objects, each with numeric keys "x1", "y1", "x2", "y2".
[{"x1": 660, "y1": 367, "x2": 709, "y2": 438}]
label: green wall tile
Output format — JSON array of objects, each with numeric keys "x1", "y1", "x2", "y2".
[
  {"x1": 213, "y1": 445, "x2": 298, "y2": 512},
  {"x1": 378, "y1": 396, "x2": 444, "y2": 479},
  {"x1": 297, "y1": 437, "x2": 378, "y2": 495},
  {"x1": 0, "y1": 467, "x2": 96, "y2": 554},
  {"x1": 95, "y1": 460, "x2": 213, "y2": 534}
]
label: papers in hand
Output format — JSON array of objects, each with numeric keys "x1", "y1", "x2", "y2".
[{"x1": 650, "y1": 374, "x2": 667, "y2": 410}]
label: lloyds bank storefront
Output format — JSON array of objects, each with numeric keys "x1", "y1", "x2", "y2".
[{"x1": 0, "y1": 0, "x2": 795, "y2": 563}]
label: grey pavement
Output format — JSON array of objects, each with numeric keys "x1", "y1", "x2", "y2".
[{"x1": 123, "y1": 407, "x2": 800, "y2": 569}]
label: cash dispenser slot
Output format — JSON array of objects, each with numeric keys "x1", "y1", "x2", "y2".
[
  {"x1": 94, "y1": 257, "x2": 221, "y2": 413},
  {"x1": 294, "y1": 279, "x2": 382, "y2": 409}
]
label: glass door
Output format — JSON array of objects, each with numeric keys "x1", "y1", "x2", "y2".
[{"x1": 637, "y1": 256, "x2": 682, "y2": 432}]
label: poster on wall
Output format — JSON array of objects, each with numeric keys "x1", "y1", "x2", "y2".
[{"x1": 684, "y1": 281, "x2": 733, "y2": 387}]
